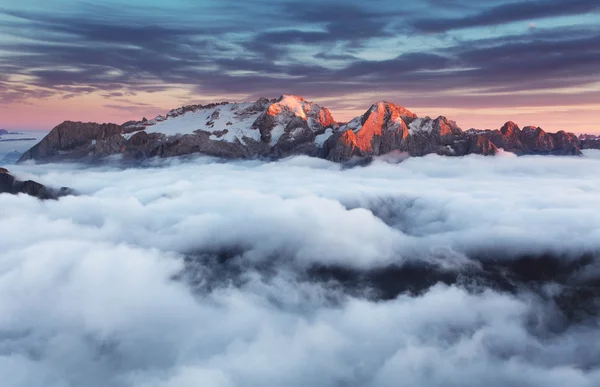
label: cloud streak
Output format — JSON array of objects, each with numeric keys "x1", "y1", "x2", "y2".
[{"x1": 412, "y1": 0, "x2": 600, "y2": 32}]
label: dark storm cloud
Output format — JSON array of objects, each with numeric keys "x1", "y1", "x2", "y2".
[{"x1": 413, "y1": 0, "x2": 600, "y2": 32}]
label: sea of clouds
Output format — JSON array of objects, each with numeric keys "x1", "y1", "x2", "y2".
[{"x1": 1, "y1": 151, "x2": 600, "y2": 387}]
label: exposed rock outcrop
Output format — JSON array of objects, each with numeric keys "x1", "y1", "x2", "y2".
[
  {"x1": 272, "y1": 116, "x2": 317, "y2": 158},
  {"x1": 252, "y1": 95, "x2": 334, "y2": 144},
  {"x1": 324, "y1": 102, "x2": 412, "y2": 161},
  {"x1": 150, "y1": 132, "x2": 262, "y2": 159},
  {"x1": 0, "y1": 168, "x2": 74, "y2": 199},
  {"x1": 18, "y1": 121, "x2": 123, "y2": 163},
  {"x1": 478, "y1": 122, "x2": 580, "y2": 155},
  {"x1": 324, "y1": 103, "x2": 499, "y2": 161}
]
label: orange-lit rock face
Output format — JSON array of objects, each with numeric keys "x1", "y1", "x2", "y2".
[
  {"x1": 353, "y1": 104, "x2": 385, "y2": 152},
  {"x1": 265, "y1": 95, "x2": 334, "y2": 127},
  {"x1": 388, "y1": 103, "x2": 417, "y2": 120},
  {"x1": 435, "y1": 117, "x2": 456, "y2": 137},
  {"x1": 341, "y1": 130, "x2": 358, "y2": 147},
  {"x1": 266, "y1": 95, "x2": 311, "y2": 119},
  {"x1": 267, "y1": 104, "x2": 283, "y2": 116},
  {"x1": 342, "y1": 102, "x2": 412, "y2": 153},
  {"x1": 318, "y1": 108, "x2": 336, "y2": 128},
  {"x1": 501, "y1": 121, "x2": 520, "y2": 135}
]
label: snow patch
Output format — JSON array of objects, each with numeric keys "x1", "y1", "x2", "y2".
[
  {"x1": 341, "y1": 117, "x2": 363, "y2": 133},
  {"x1": 315, "y1": 128, "x2": 334, "y2": 147},
  {"x1": 277, "y1": 95, "x2": 308, "y2": 119},
  {"x1": 140, "y1": 102, "x2": 263, "y2": 144},
  {"x1": 269, "y1": 125, "x2": 286, "y2": 145},
  {"x1": 409, "y1": 118, "x2": 435, "y2": 135}
]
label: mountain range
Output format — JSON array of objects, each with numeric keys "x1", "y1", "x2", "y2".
[{"x1": 17, "y1": 95, "x2": 584, "y2": 164}]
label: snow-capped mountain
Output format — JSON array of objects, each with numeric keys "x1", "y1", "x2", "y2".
[
  {"x1": 124, "y1": 95, "x2": 334, "y2": 147},
  {"x1": 16, "y1": 95, "x2": 582, "y2": 164}
]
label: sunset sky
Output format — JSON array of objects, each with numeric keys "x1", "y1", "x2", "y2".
[{"x1": 0, "y1": 0, "x2": 599, "y2": 132}]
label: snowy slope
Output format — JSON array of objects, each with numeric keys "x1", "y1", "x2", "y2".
[
  {"x1": 408, "y1": 118, "x2": 435, "y2": 135},
  {"x1": 134, "y1": 95, "x2": 335, "y2": 147},
  {"x1": 260, "y1": 95, "x2": 335, "y2": 145},
  {"x1": 315, "y1": 128, "x2": 335, "y2": 146},
  {"x1": 142, "y1": 102, "x2": 263, "y2": 144}
]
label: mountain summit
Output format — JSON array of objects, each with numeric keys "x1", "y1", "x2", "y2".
[{"x1": 17, "y1": 95, "x2": 581, "y2": 164}]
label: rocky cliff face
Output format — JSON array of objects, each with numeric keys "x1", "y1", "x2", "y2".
[
  {"x1": 18, "y1": 121, "x2": 123, "y2": 163},
  {"x1": 324, "y1": 103, "x2": 500, "y2": 161},
  {"x1": 268, "y1": 96, "x2": 336, "y2": 158},
  {"x1": 476, "y1": 122, "x2": 580, "y2": 156},
  {"x1": 0, "y1": 168, "x2": 73, "y2": 199},
  {"x1": 324, "y1": 102, "x2": 414, "y2": 161},
  {"x1": 17, "y1": 96, "x2": 582, "y2": 164}
]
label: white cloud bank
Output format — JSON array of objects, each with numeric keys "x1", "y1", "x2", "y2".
[{"x1": 1, "y1": 151, "x2": 600, "y2": 387}]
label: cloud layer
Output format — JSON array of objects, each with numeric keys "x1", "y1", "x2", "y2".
[{"x1": 1, "y1": 151, "x2": 600, "y2": 386}]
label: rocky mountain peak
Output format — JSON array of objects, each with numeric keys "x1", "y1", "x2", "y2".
[
  {"x1": 366, "y1": 101, "x2": 417, "y2": 121},
  {"x1": 253, "y1": 95, "x2": 335, "y2": 144},
  {"x1": 265, "y1": 95, "x2": 329, "y2": 121},
  {"x1": 166, "y1": 101, "x2": 231, "y2": 119},
  {"x1": 501, "y1": 121, "x2": 521, "y2": 135},
  {"x1": 276, "y1": 94, "x2": 306, "y2": 103},
  {"x1": 523, "y1": 125, "x2": 545, "y2": 134},
  {"x1": 323, "y1": 101, "x2": 419, "y2": 161}
]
